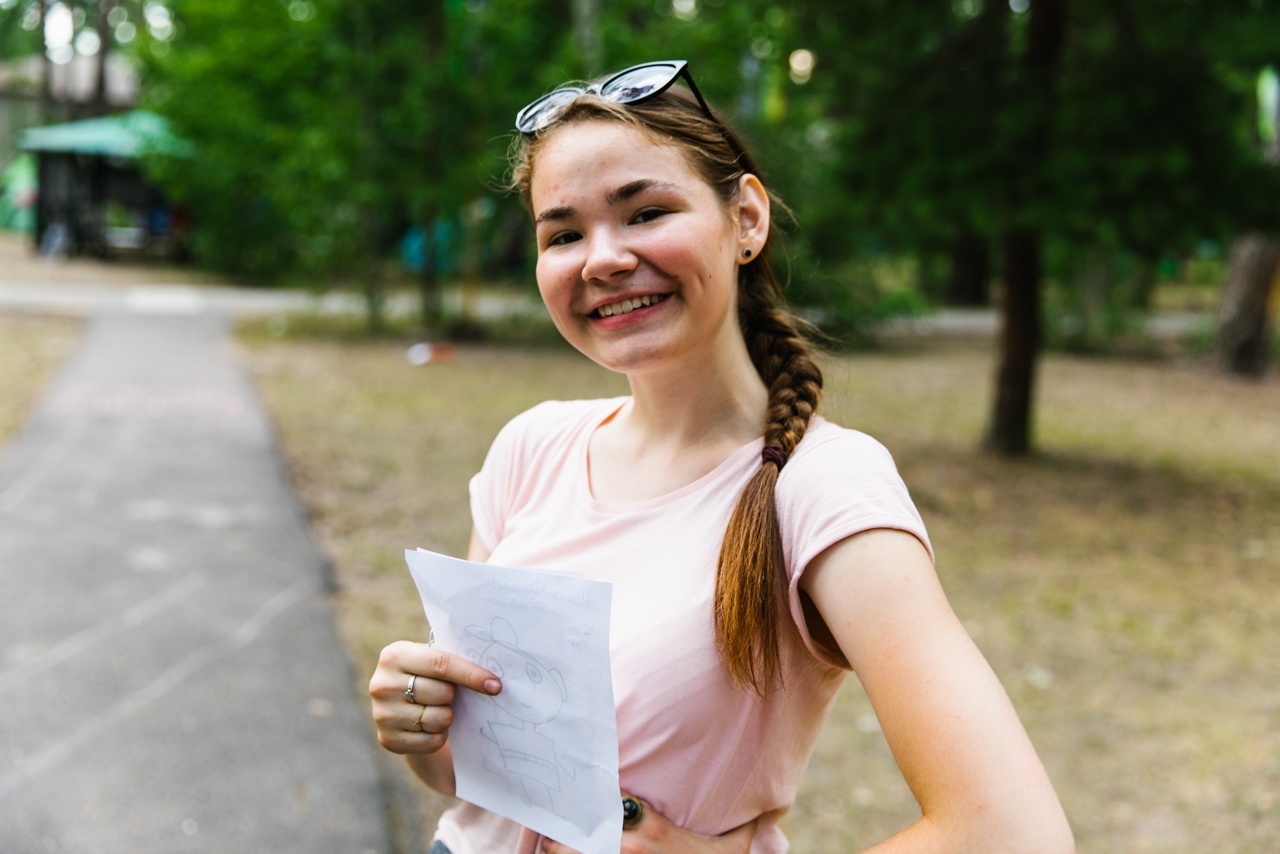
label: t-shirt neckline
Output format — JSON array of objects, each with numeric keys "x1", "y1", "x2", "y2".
[{"x1": 577, "y1": 397, "x2": 764, "y2": 515}]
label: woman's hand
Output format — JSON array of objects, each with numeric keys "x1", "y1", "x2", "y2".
[
  {"x1": 537, "y1": 795, "x2": 757, "y2": 854},
  {"x1": 368, "y1": 639, "x2": 501, "y2": 757}
]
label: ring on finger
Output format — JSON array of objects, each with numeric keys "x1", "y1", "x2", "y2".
[
  {"x1": 404, "y1": 674, "x2": 418, "y2": 704},
  {"x1": 622, "y1": 796, "x2": 643, "y2": 830},
  {"x1": 415, "y1": 704, "x2": 429, "y2": 732}
]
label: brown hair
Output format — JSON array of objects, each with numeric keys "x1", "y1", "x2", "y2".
[{"x1": 510, "y1": 87, "x2": 823, "y2": 694}]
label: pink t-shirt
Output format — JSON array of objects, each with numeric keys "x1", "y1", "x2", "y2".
[{"x1": 435, "y1": 398, "x2": 932, "y2": 853}]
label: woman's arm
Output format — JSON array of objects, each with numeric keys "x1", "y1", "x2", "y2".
[
  {"x1": 369, "y1": 529, "x2": 498, "y2": 797},
  {"x1": 800, "y1": 528, "x2": 1074, "y2": 854}
]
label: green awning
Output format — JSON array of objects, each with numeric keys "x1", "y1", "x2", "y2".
[{"x1": 18, "y1": 110, "x2": 191, "y2": 158}]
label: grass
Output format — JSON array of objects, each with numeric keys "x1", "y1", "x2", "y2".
[
  {"x1": 0, "y1": 313, "x2": 83, "y2": 440},
  {"x1": 236, "y1": 321, "x2": 1280, "y2": 853}
]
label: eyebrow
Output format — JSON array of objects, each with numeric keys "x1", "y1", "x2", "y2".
[{"x1": 534, "y1": 179, "x2": 681, "y2": 225}]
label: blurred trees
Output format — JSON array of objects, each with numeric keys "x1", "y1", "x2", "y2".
[
  {"x1": 791, "y1": 0, "x2": 1280, "y2": 453},
  {"x1": 119, "y1": 0, "x2": 1280, "y2": 448},
  {"x1": 136, "y1": 0, "x2": 775, "y2": 312},
  {"x1": 0, "y1": 1, "x2": 155, "y2": 119}
]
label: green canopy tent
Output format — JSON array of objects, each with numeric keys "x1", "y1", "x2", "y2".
[{"x1": 19, "y1": 111, "x2": 191, "y2": 257}]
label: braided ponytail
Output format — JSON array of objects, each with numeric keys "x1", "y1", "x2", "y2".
[{"x1": 715, "y1": 266, "x2": 823, "y2": 694}]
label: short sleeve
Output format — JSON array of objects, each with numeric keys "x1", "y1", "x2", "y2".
[
  {"x1": 468, "y1": 410, "x2": 533, "y2": 553},
  {"x1": 775, "y1": 423, "x2": 933, "y2": 668}
]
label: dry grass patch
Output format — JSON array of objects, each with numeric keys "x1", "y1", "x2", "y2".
[
  {"x1": 0, "y1": 313, "x2": 83, "y2": 441},
  {"x1": 239, "y1": 326, "x2": 1280, "y2": 854}
]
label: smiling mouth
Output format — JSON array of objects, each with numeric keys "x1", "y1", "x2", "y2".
[{"x1": 591, "y1": 293, "x2": 669, "y2": 318}]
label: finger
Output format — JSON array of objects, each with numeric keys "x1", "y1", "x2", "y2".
[
  {"x1": 371, "y1": 689, "x2": 448, "y2": 733},
  {"x1": 383, "y1": 641, "x2": 502, "y2": 696},
  {"x1": 409, "y1": 702, "x2": 454, "y2": 735},
  {"x1": 538, "y1": 837, "x2": 581, "y2": 854},
  {"x1": 375, "y1": 725, "x2": 448, "y2": 756},
  {"x1": 420, "y1": 645, "x2": 503, "y2": 695},
  {"x1": 369, "y1": 666, "x2": 446, "y2": 709}
]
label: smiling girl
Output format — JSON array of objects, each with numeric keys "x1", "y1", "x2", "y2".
[{"x1": 369, "y1": 61, "x2": 1073, "y2": 854}]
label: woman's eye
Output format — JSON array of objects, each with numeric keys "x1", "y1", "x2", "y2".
[
  {"x1": 546, "y1": 231, "x2": 581, "y2": 247},
  {"x1": 631, "y1": 208, "x2": 667, "y2": 224}
]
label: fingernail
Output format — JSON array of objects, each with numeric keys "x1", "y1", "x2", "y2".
[{"x1": 483, "y1": 679, "x2": 501, "y2": 695}]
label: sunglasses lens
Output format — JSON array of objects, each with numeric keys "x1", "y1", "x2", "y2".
[
  {"x1": 516, "y1": 87, "x2": 584, "y2": 133},
  {"x1": 600, "y1": 63, "x2": 681, "y2": 105}
]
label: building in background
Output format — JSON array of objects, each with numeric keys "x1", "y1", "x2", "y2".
[{"x1": 19, "y1": 110, "x2": 189, "y2": 258}]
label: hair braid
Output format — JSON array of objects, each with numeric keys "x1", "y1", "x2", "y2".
[{"x1": 714, "y1": 279, "x2": 823, "y2": 694}]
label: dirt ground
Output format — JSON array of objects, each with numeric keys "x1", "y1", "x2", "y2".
[{"x1": 236, "y1": 325, "x2": 1280, "y2": 853}]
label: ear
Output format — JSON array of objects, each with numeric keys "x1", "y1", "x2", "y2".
[{"x1": 736, "y1": 173, "x2": 770, "y2": 262}]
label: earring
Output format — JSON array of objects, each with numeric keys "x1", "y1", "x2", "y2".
[{"x1": 742, "y1": 248, "x2": 753, "y2": 259}]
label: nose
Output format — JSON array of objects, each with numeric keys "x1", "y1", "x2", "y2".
[{"x1": 580, "y1": 228, "x2": 636, "y2": 283}]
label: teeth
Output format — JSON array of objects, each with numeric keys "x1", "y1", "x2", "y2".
[{"x1": 597, "y1": 294, "x2": 662, "y2": 317}]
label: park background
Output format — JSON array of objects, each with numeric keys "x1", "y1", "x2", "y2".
[{"x1": 2, "y1": 0, "x2": 1279, "y2": 851}]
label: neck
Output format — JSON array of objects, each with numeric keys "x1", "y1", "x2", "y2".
[
  {"x1": 619, "y1": 337, "x2": 768, "y2": 450},
  {"x1": 583, "y1": 326, "x2": 772, "y2": 504}
]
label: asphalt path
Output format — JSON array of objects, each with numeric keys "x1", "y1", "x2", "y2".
[{"x1": 0, "y1": 299, "x2": 396, "y2": 851}]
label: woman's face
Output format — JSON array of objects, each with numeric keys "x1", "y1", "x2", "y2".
[{"x1": 529, "y1": 120, "x2": 759, "y2": 378}]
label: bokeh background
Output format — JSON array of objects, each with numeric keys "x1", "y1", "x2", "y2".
[{"x1": 2, "y1": 1, "x2": 1279, "y2": 852}]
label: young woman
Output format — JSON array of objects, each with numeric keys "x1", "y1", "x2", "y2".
[{"x1": 370, "y1": 61, "x2": 1074, "y2": 854}]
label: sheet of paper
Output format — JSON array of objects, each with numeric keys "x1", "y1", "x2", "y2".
[{"x1": 405, "y1": 548, "x2": 621, "y2": 854}]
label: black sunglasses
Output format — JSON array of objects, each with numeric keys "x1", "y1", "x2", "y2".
[{"x1": 515, "y1": 60, "x2": 716, "y2": 135}]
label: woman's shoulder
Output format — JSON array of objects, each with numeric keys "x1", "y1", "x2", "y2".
[
  {"x1": 786, "y1": 416, "x2": 900, "y2": 475},
  {"x1": 775, "y1": 415, "x2": 933, "y2": 572}
]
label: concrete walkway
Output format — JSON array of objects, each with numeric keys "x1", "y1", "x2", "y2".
[{"x1": 0, "y1": 303, "x2": 395, "y2": 850}]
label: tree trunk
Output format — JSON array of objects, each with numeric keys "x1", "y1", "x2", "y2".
[
  {"x1": 944, "y1": 230, "x2": 991, "y2": 306},
  {"x1": 420, "y1": 246, "x2": 442, "y2": 331},
  {"x1": 1216, "y1": 233, "x2": 1280, "y2": 377},
  {"x1": 93, "y1": 0, "x2": 115, "y2": 117},
  {"x1": 1215, "y1": 72, "x2": 1280, "y2": 377},
  {"x1": 418, "y1": 4, "x2": 445, "y2": 331},
  {"x1": 363, "y1": 259, "x2": 387, "y2": 334},
  {"x1": 572, "y1": 0, "x2": 601, "y2": 76},
  {"x1": 40, "y1": 1, "x2": 55, "y2": 122},
  {"x1": 355, "y1": 2, "x2": 385, "y2": 335},
  {"x1": 986, "y1": 228, "x2": 1042, "y2": 454},
  {"x1": 983, "y1": 0, "x2": 1066, "y2": 456}
]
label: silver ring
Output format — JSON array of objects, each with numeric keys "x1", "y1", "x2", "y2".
[{"x1": 404, "y1": 674, "x2": 418, "y2": 704}]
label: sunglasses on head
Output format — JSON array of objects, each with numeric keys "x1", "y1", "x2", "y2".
[{"x1": 515, "y1": 60, "x2": 717, "y2": 136}]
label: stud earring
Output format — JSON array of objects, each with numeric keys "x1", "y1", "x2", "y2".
[{"x1": 742, "y1": 248, "x2": 753, "y2": 259}]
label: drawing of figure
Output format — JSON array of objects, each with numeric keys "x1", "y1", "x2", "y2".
[{"x1": 466, "y1": 617, "x2": 571, "y2": 814}]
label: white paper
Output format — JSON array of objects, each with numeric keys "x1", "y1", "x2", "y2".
[{"x1": 405, "y1": 548, "x2": 621, "y2": 854}]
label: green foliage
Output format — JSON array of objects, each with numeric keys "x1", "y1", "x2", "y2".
[
  {"x1": 0, "y1": 2, "x2": 42, "y2": 61},
  {"x1": 128, "y1": 0, "x2": 1280, "y2": 351},
  {"x1": 787, "y1": 0, "x2": 1280, "y2": 279},
  {"x1": 140, "y1": 0, "x2": 564, "y2": 282}
]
